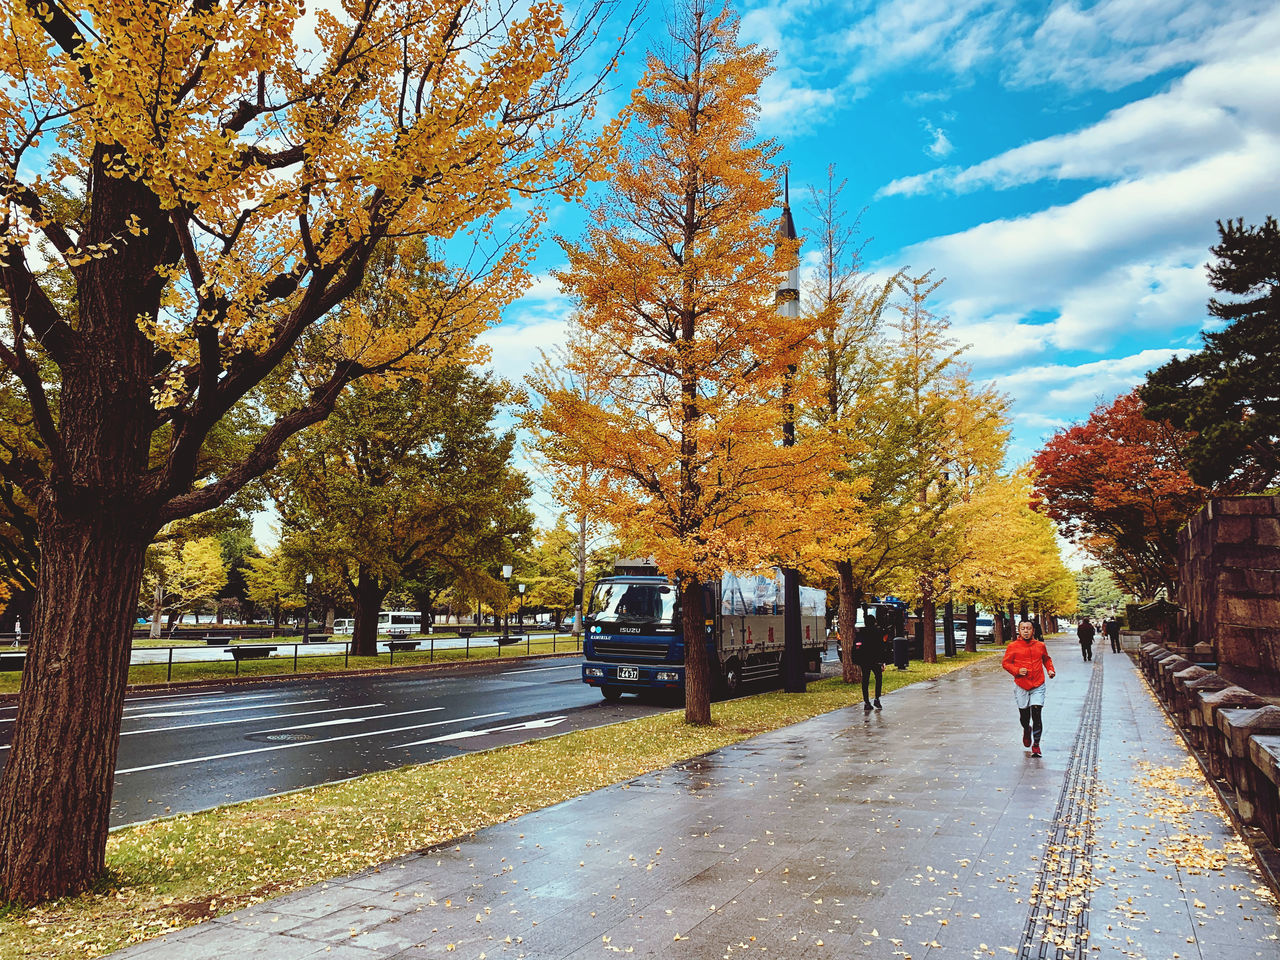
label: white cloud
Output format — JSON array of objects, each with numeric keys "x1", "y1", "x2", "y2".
[
  {"x1": 757, "y1": 71, "x2": 841, "y2": 134},
  {"x1": 924, "y1": 122, "x2": 954, "y2": 158},
  {"x1": 479, "y1": 273, "x2": 575, "y2": 386},
  {"x1": 1008, "y1": 0, "x2": 1278, "y2": 91},
  {"x1": 881, "y1": 48, "x2": 1280, "y2": 197},
  {"x1": 894, "y1": 141, "x2": 1280, "y2": 349},
  {"x1": 986, "y1": 348, "x2": 1191, "y2": 464}
]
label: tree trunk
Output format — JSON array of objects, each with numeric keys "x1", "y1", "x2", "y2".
[
  {"x1": 351, "y1": 565, "x2": 388, "y2": 657},
  {"x1": 838, "y1": 561, "x2": 859, "y2": 684},
  {"x1": 943, "y1": 599, "x2": 955, "y2": 657},
  {"x1": 150, "y1": 583, "x2": 163, "y2": 639},
  {"x1": 414, "y1": 590, "x2": 434, "y2": 635},
  {"x1": 965, "y1": 603, "x2": 978, "y2": 653},
  {"x1": 921, "y1": 595, "x2": 937, "y2": 663},
  {"x1": 0, "y1": 517, "x2": 150, "y2": 902},
  {"x1": 782, "y1": 566, "x2": 804, "y2": 692},
  {"x1": 574, "y1": 512, "x2": 587, "y2": 636},
  {"x1": 993, "y1": 607, "x2": 1006, "y2": 645},
  {"x1": 681, "y1": 580, "x2": 711, "y2": 725}
]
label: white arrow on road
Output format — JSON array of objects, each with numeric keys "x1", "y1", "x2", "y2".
[{"x1": 395, "y1": 715, "x2": 568, "y2": 748}]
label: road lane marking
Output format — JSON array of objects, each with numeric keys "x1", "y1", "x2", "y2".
[
  {"x1": 113, "y1": 711, "x2": 508, "y2": 774},
  {"x1": 126, "y1": 698, "x2": 328, "y2": 719},
  {"x1": 260, "y1": 706, "x2": 445, "y2": 732},
  {"x1": 396, "y1": 716, "x2": 568, "y2": 747},
  {"x1": 123, "y1": 691, "x2": 282, "y2": 707},
  {"x1": 120, "y1": 703, "x2": 387, "y2": 736},
  {"x1": 501, "y1": 664, "x2": 582, "y2": 676}
]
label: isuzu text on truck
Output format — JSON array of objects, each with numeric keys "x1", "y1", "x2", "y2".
[{"x1": 580, "y1": 564, "x2": 827, "y2": 699}]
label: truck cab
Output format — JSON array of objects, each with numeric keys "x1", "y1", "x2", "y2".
[{"x1": 580, "y1": 576, "x2": 687, "y2": 700}]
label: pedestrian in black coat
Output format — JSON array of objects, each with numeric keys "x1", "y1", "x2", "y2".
[
  {"x1": 1105, "y1": 617, "x2": 1121, "y2": 652},
  {"x1": 1076, "y1": 619, "x2": 1095, "y2": 661},
  {"x1": 855, "y1": 614, "x2": 886, "y2": 711}
]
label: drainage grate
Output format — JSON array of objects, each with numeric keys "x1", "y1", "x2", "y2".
[{"x1": 1019, "y1": 656, "x2": 1104, "y2": 959}]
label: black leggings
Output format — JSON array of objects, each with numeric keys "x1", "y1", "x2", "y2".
[
  {"x1": 861, "y1": 661, "x2": 883, "y2": 703},
  {"x1": 1019, "y1": 705, "x2": 1043, "y2": 743}
]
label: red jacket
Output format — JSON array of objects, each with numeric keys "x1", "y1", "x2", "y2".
[{"x1": 1002, "y1": 638, "x2": 1055, "y2": 690}]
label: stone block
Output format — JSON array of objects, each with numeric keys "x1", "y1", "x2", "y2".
[
  {"x1": 1220, "y1": 566, "x2": 1280, "y2": 597},
  {"x1": 1175, "y1": 672, "x2": 1230, "y2": 746},
  {"x1": 1247, "y1": 734, "x2": 1280, "y2": 847},
  {"x1": 1199, "y1": 686, "x2": 1269, "y2": 728},
  {"x1": 1217, "y1": 516, "x2": 1256, "y2": 543},
  {"x1": 1217, "y1": 624, "x2": 1276, "y2": 672},
  {"x1": 1217, "y1": 706, "x2": 1280, "y2": 827},
  {"x1": 1258, "y1": 518, "x2": 1280, "y2": 547},
  {"x1": 1199, "y1": 687, "x2": 1270, "y2": 779},
  {"x1": 1172, "y1": 664, "x2": 1210, "y2": 685},
  {"x1": 1218, "y1": 497, "x2": 1278, "y2": 515}
]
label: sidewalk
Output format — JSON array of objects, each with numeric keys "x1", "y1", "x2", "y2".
[{"x1": 111, "y1": 638, "x2": 1280, "y2": 959}]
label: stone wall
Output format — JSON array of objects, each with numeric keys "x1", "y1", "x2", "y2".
[{"x1": 1178, "y1": 495, "x2": 1280, "y2": 680}]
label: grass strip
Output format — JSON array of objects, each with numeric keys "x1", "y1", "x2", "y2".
[
  {"x1": 0, "y1": 651, "x2": 993, "y2": 959},
  {"x1": 0, "y1": 638, "x2": 583, "y2": 695}
]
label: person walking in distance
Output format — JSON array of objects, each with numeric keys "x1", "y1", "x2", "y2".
[
  {"x1": 854, "y1": 613, "x2": 886, "y2": 712},
  {"x1": 1076, "y1": 618, "x2": 1095, "y2": 661},
  {"x1": 1106, "y1": 616, "x2": 1121, "y2": 653},
  {"x1": 1002, "y1": 619, "x2": 1056, "y2": 757}
]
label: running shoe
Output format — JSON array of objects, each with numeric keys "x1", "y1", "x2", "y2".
[
  {"x1": 873, "y1": 699, "x2": 882, "y2": 710},
  {"x1": 1031, "y1": 744, "x2": 1042, "y2": 757},
  {"x1": 1022, "y1": 728, "x2": 1032, "y2": 748}
]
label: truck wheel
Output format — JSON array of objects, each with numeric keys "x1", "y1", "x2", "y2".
[
  {"x1": 721, "y1": 659, "x2": 742, "y2": 696},
  {"x1": 601, "y1": 686, "x2": 623, "y2": 702}
]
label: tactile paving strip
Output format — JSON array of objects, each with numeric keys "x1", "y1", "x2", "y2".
[{"x1": 1019, "y1": 657, "x2": 1104, "y2": 958}]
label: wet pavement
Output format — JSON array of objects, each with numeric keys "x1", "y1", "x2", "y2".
[{"x1": 110, "y1": 638, "x2": 1280, "y2": 959}]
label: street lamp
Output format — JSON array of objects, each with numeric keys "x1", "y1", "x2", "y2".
[
  {"x1": 302, "y1": 573, "x2": 314, "y2": 644},
  {"x1": 500, "y1": 565, "x2": 513, "y2": 642},
  {"x1": 518, "y1": 582, "x2": 526, "y2": 629}
]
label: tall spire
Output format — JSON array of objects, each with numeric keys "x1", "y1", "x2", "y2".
[
  {"x1": 778, "y1": 166, "x2": 797, "y2": 241},
  {"x1": 776, "y1": 165, "x2": 799, "y2": 312}
]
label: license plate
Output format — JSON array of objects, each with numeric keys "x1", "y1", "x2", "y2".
[{"x1": 617, "y1": 665, "x2": 639, "y2": 680}]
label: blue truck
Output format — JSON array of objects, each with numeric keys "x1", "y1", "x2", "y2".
[{"x1": 581, "y1": 564, "x2": 827, "y2": 700}]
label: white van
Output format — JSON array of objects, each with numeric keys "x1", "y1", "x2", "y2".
[
  {"x1": 377, "y1": 611, "x2": 421, "y2": 634},
  {"x1": 334, "y1": 613, "x2": 421, "y2": 634}
]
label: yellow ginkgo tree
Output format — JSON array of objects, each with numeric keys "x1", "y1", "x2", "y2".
[
  {"x1": 0, "y1": 0, "x2": 629, "y2": 902},
  {"x1": 140, "y1": 536, "x2": 229, "y2": 637},
  {"x1": 531, "y1": 2, "x2": 831, "y2": 724}
]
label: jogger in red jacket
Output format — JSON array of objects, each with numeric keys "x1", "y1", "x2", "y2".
[{"x1": 1001, "y1": 619, "x2": 1056, "y2": 756}]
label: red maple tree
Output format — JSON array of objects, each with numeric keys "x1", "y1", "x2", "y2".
[{"x1": 1032, "y1": 391, "x2": 1216, "y2": 599}]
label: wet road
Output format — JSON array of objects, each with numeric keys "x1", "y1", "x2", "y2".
[{"x1": 0, "y1": 657, "x2": 675, "y2": 827}]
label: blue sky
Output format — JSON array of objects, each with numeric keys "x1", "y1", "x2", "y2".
[{"x1": 480, "y1": 0, "x2": 1280, "y2": 514}]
